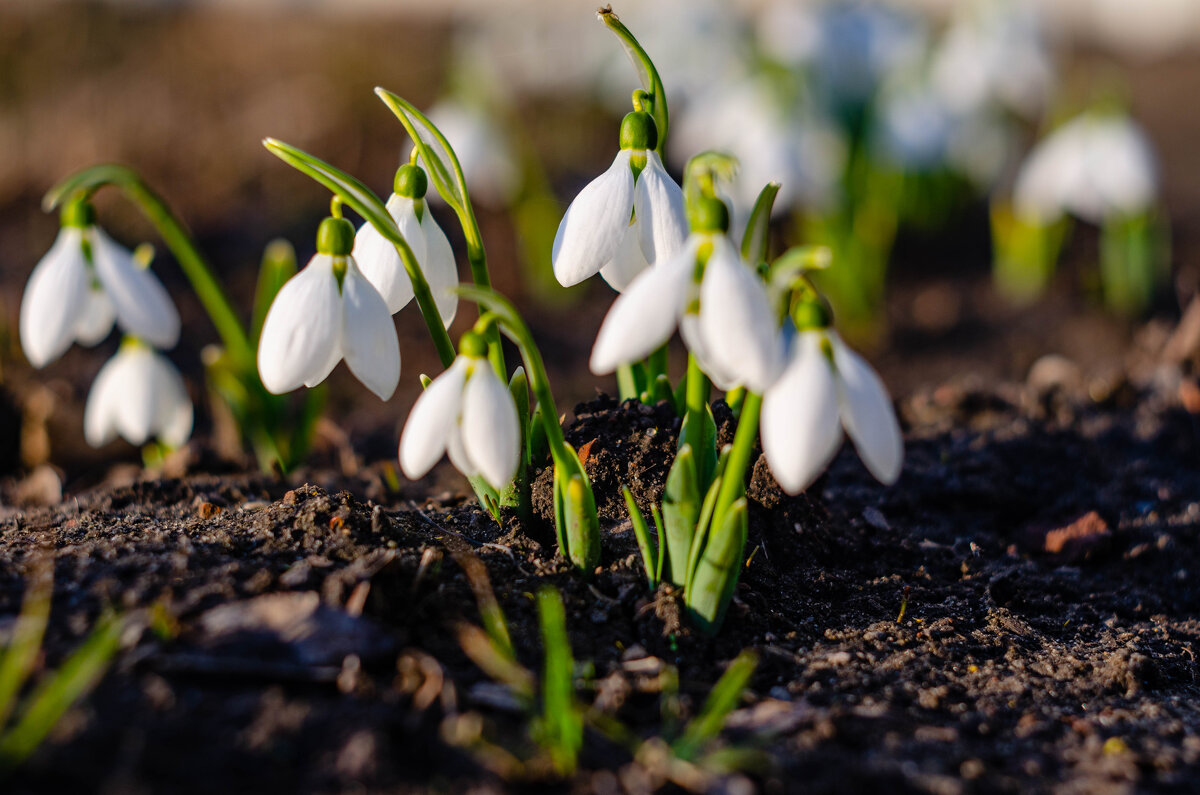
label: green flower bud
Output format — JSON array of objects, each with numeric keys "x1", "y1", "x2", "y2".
[
  {"x1": 458, "y1": 330, "x2": 488, "y2": 359},
  {"x1": 60, "y1": 199, "x2": 95, "y2": 229},
  {"x1": 619, "y1": 111, "x2": 658, "y2": 152},
  {"x1": 316, "y1": 216, "x2": 355, "y2": 257},
  {"x1": 688, "y1": 195, "x2": 730, "y2": 234},
  {"x1": 792, "y1": 296, "x2": 833, "y2": 331},
  {"x1": 393, "y1": 164, "x2": 428, "y2": 199}
]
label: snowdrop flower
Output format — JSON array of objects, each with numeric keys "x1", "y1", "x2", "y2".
[
  {"x1": 352, "y1": 164, "x2": 457, "y2": 326},
  {"x1": 761, "y1": 303, "x2": 902, "y2": 494},
  {"x1": 398, "y1": 331, "x2": 520, "y2": 491},
  {"x1": 1013, "y1": 113, "x2": 1158, "y2": 225},
  {"x1": 590, "y1": 196, "x2": 783, "y2": 393},
  {"x1": 552, "y1": 110, "x2": 686, "y2": 291},
  {"x1": 85, "y1": 340, "x2": 192, "y2": 448},
  {"x1": 258, "y1": 216, "x2": 400, "y2": 401},
  {"x1": 20, "y1": 200, "x2": 180, "y2": 369}
]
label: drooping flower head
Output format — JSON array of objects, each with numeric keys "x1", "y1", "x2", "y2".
[
  {"x1": 552, "y1": 109, "x2": 687, "y2": 291},
  {"x1": 589, "y1": 194, "x2": 783, "y2": 393},
  {"x1": 398, "y1": 330, "x2": 520, "y2": 492},
  {"x1": 352, "y1": 163, "x2": 459, "y2": 326},
  {"x1": 258, "y1": 215, "x2": 400, "y2": 400},
  {"x1": 20, "y1": 199, "x2": 180, "y2": 368},
  {"x1": 85, "y1": 338, "x2": 192, "y2": 449},
  {"x1": 761, "y1": 296, "x2": 903, "y2": 494}
]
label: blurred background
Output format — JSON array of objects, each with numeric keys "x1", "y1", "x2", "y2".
[{"x1": 2, "y1": 0, "x2": 1200, "y2": 493}]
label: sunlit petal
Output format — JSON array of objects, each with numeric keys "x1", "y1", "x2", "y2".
[
  {"x1": 111, "y1": 347, "x2": 159, "y2": 446},
  {"x1": 257, "y1": 254, "x2": 342, "y2": 394},
  {"x1": 634, "y1": 153, "x2": 687, "y2": 265},
  {"x1": 74, "y1": 287, "x2": 116, "y2": 347},
  {"x1": 90, "y1": 227, "x2": 180, "y2": 349},
  {"x1": 340, "y1": 258, "x2": 401, "y2": 401},
  {"x1": 552, "y1": 149, "x2": 635, "y2": 287},
  {"x1": 460, "y1": 364, "x2": 521, "y2": 490},
  {"x1": 398, "y1": 357, "x2": 467, "y2": 479},
  {"x1": 832, "y1": 334, "x2": 903, "y2": 484},
  {"x1": 420, "y1": 209, "x2": 460, "y2": 327},
  {"x1": 83, "y1": 351, "x2": 123, "y2": 447},
  {"x1": 151, "y1": 352, "x2": 193, "y2": 448},
  {"x1": 598, "y1": 222, "x2": 647, "y2": 293},
  {"x1": 19, "y1": 227, "x2": 90, "y2": 368},
  {"x1": 761, "y1": 331, "x2": 842, "y2": 494}
]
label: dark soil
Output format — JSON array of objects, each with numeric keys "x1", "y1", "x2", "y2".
[{"x1": 0, "y1": 363, "x2": 1197, "y2": 794}]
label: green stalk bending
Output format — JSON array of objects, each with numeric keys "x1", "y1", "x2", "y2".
[
  {"x1": 263, "y1": 138, "x2": 456, "y2": 369},
  {"x1": 44, "y1": 165, "x2": 250, "y2": 367},
  {"x1": 597, "y1": 7, "x2": 669, "y2": 162},
  {"x1": 459, "y1": 285, "x2": 601, "y2": 571}
]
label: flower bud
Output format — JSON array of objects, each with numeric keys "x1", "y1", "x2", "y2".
[
  {"x1": 792, "y1": 295, "x2": 833, "y2": 331},
  {"x1": 458, "y1": 329, "x2": 488, "y2": 359},
  {"x1": 687, "y1": 195, "x2": 730, "y2": 234},
  {"x1": 619, "y1": 111, "x2": 658, "y2": 152},
  {"x1": 316, "y1": 216, "x2": 355, "y2": 257},
  {"x1": 393, "y1": 164, "x2": 429, "y2": 200}
]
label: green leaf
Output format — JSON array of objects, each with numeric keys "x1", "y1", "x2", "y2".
[
  {"x1": 503, "y1": 367, "x2": 532, "y2": 520},
  {"x1": 374, "y1": 89, "x2": 469, "y2": 215},
  {"x1": 263, "y1": 139, "x2": 400, "y2": 244},
  {"x1": 622, "y1": 486, "x2": 658, "y2": 588},
  {"x1": 0, "y1": 612, "x2": 125, "y2": 769},
  {"x1": 685, "y1": 446, "x2": 730, "y2": 593},
  {"x1": 684, "y1": 499, "x2": 748, "y2": 635},
  {"x1": 533, "y1": 588, "x2": 582, "y2": 776},
  {"x1": 0, "y1": 563, "x2": 52, "y2": 730},
  {"x1": 251, "y1": 239, "x2": 297, "y2": 345},
  {"x1": 741, "y1": 182, "x2": 780, "y2": 265},
  {"x1": 597, "y1": 7, "x2": 670, "y2": 160},
  {"x1": 678, "y1": 402, "x2": 718, "y2": 493},
  {"x1": 661, "y1": 446, "x2": 699, "y2": 587},
  {"x1": 561, "y1": 468, "x2": 600, "y2": 573},
  {"x1": 673, "y1": 649, "x2": 758, "y2": 760}
]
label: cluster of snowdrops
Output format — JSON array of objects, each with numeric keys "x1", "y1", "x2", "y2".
[{"x1": 17, "y1": 10, "x2": 901, "y2": 633}]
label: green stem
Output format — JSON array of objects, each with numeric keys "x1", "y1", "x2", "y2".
[
  {"x1": 463, "y1": 223, "x2": 506, "y2": 378},
  {"x1": 616, "y1": 363, "x2": 639, "y2": 402},
  {"x1": 44, "y1": 165, "x2": 250, "y2": 366},
  {"x1": 395, "y1": 241, "x2": 457, "y2": 369},
  {"x1": 646, "y1": 344, "x2": 669, "y2": 386},
  {"x1": 712, "y1": 392, "x2": 761, "y2": 527},
  {"x1": 598, "y1": 8, "x2": 669, "y2": 161},
  {"x1": 679, "y1": 354, "x2": 710, "y2": 451}
]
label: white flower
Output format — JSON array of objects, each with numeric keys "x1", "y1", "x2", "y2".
[
  {"x1": 761, "y1": 329, "x2": 902, "y2": 494},
  {"x1": 398, "y1": 352, "x2": 520, "y2": 491},
  {"x1": 85, "y1": 343, "x2": 192, "y2": 448},
  {"x1": 1013, "y1": 113, "x2": 1158, "y2": 225},
  {"x1": 552, "y1": 118, "x2": 686, "y2": 291},
  {"x1": 589, "y1": 232, "x2": 783, "y2": 393},
  {"x1": 257, "y1": 229, "x2": 400, "y2": 401},
  {"x1": 353, "y1": 193, "x2": 458, "y2": 326},
  {"x1": 20, "y1": 222, "x2": 180, "y2": 368}
]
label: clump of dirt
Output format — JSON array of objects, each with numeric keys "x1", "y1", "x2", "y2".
[{"x1": 1, "y1": 372, "x2": 1199, "y2": 794}]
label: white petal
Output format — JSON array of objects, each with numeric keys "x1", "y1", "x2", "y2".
[
  {"x1": 634, "y1": 153, "x2": 687, "y2": 265},
  {"x1": 257, "y1": 255, "x2": 342, "y2": 394},
  {"x1": 90, "y1": 227, "x2": 180, "y2": 349},
  {"x1": 697, "y1": 238, "x2": 784, "y2": 394},
  {"x1": 552, "y1": 150, "x2": 635, "y2": 287},
  {"x1": 353, "y1": 222, "x2": 410, "y2": 316},
  {"x1": 83, "y1": 351, "x2": 124, "y2": 447},
  {"x1": 74, "y1": 287, "x2": 116, "y2": 347},
  {"x1": 460, "y1": 363, "x2": 521, "y2": 490},
  {"x1": 445, "y1": 422, "x2": 477, "y2": 480},
  {"x1": 419, "y1": 209, "x2": 459, "y2": 327},
  {"x1": 761, "y1": 332, "x2": 842, "y2": 494},
  {"x1": 19, "y1": 227, "x2": 90, "y2": 368},
  {"x1": 340, "y1": 258, "x2": 401, "y2": 401},
  {"x1": 679, "y1": 313, "x2": 738, "y2": 391},
  {"x1": 111, "y1": 347, "x2": 159, "y2": 446},
  {"x1": 599, "y1": 222, "x2": 648, "y2": 293},
  {"x1": 832, "y1": 334, "x2": 903, "y2": 484},
  {"x1": 149, "y1": 353, "x2": 193, "y2": 447},
  {"x1": 589, "y1": 236, "x2": 699, "y2": 374},
  {"x1": 398, "y1": 358, "x2": 467, "y2": 479}
]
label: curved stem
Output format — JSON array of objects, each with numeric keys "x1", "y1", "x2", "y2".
[
  {"x1": 712, "y1": 392, "x2": 761, "y2": 527},
  {"x1": 598, "y1": 8, "x2": 669, "y2": 161},
  {"x1": 45, "y1": 165, "x2": 250, "y2": 366}
]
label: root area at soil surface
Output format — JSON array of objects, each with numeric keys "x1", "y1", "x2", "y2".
[{"x1": 1, "y1": 378, "x2": 1199, "y2": 794}]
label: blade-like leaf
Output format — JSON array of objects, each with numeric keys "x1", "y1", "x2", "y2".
[
  {"x1": 0, "y1": 561, "x2": 52, "y2": 729},
  {"x1": 673, "y1": 649, "x2": 758, "y2": 760},
  {"x1": 374, "y1": 89, "x2": 468, "y2": 215},
  {"x1": 741, "y1": 182, "x2": 781, "y2": 265},
  {"x1": 661, "y1": 446, "x2": 699, "y2": 587},
  {"x1": 685, "y1": 499, "x2": 748, "y2": 634},
  {"x1": 535, "y1": 587, "x2": 582, "y2": 776},
  {"x1": 597, "y1": 7, "x2": 669, "y2": 159},
  {"x1": 622, "y1": 486, "x2": 658, "y2": 588}
]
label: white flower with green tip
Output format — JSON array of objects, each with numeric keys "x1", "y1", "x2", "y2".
[
  {"x1": 352, "y1": 164, "x2": 458, "y2": 327},
  {"x1": 589, "y1": 196, "x2": 783, "y2": 393},
  {"x1": 258, "y1": 216, "x2": 400, "y2": 401},
  {"x1": 20, "y1": 200, "x2": 179, "y2": 368},
  {"x1": 761, "y1": 311, "x2": 903, "y2": 494},
  {"x1": 399, "y1": 332, "x2": 520, "y2": 491},
  {"x1": 85, "y1": 340, "x2": 192, "y2": 448},
  {"x1": 552, "y1": 110, "x2": 686, "y2": 291}
]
